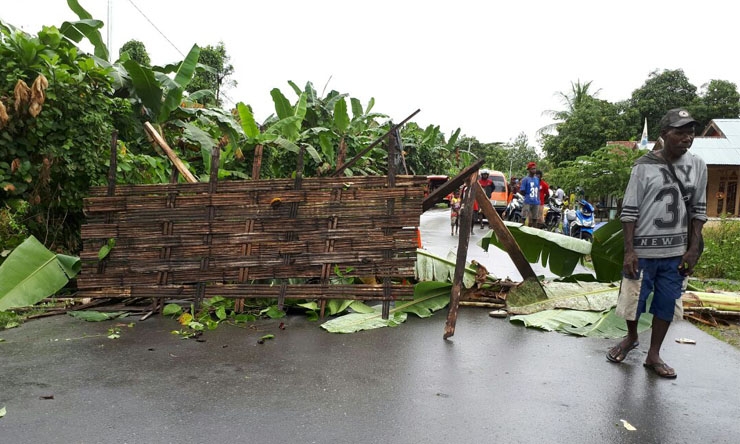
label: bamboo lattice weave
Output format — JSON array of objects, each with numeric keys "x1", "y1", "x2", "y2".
[{"x1": 78, "y1": 176, "x2": 425, "y2": 303}]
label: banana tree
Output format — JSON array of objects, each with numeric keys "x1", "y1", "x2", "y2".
[{"x1": 400, "y1": 122, "x2": 460, "y2": 175}]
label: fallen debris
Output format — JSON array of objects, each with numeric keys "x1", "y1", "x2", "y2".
[
  {"x1": 488, "y1": 310, "x2": 508, "y2": 319},
  {"x1": 675, "y1": 338, "x2": 697, "y2": 344}
]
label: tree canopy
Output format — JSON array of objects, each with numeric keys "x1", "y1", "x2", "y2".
[
  {"x1": 119, "y1": 39, "x2": 150, "y2": 66},
  {"x1": 186, "y1": 42, "x2": 235, "y2": 107},
  {"x1": 541, "y1": 69, "x2": 740, "y2": 166}
]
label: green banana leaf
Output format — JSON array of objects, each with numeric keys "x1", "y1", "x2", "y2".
[
  {"x1": 333, "y1": 97, "x2": 350, "y2": 133},
  {"x1": 415, "y1": 249, "x2": 497, "y2": 288},
  {"x1": 0, "y1": 236, "x2": 80, "y2": 311},
  {"x1": 61, "y1": 0, "x2": 108, "y2": 60},
  {"x1": 508, "y1": 281, "x2": 620, "y2": 315},
  {"x1": 561, "y1": 306, "x2": 653, "y2": 338},
  {"x1": 68, "y1": 311, "x2": 127, "y2": 322},
  {"x1": 321, "y1": 281, "x2": 451, "y2": 333},
  {"x1": 320, "y1": 308, "x2": 407, "y2": 333},
  {"x1": 481, "y1": 220, "x2": 626, "y2": 282},
  {"x1": 479, "y1": 222, "x2": 591, "y2": 277},
  {"x1": 510, "y1": 296, "x2": 654, "y2": 339},
  {"x1": 158, "y1": 44, "x2": 201, "y2": 123},
  {"x1": 123, "y1": 59, "x2": 163, "y2": 118},
  {"x1": 591, "y1": 220, "x2": 624, "y2": 283},
  {"x1": 510, "y1": 307, "x2": 653, "y2": 339}
]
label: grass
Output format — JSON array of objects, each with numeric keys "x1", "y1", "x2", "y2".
[
  {"x1": 695, "y1": 323, "x2": 740, "y2": 349},
  {"x1": 0, "y1": 311, "x2": 22, "y2": 330},
  {"x1": 695, "y1": 219, "x2": 740, "y2": 281}
]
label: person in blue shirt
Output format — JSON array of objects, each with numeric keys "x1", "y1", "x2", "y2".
[{"x1": 519, "y1": 162, "x2": 540, "y2": 227}]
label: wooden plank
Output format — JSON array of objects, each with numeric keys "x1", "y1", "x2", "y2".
[
  {"x1": 422, "y1": 159, "x2": 485, "y2": 212},
  {"x1": 444, "y1": 172, "x2": 477, "y2": 339},
  {"x1": 473, "y1": 183, "x2": 540, "y2": 282},
  {"x1": 143, "y1": 122, "x2": 198, "y2": 183}
]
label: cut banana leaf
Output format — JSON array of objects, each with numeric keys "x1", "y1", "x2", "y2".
[
  {"x1": 321, "y1": 281, "x2": 451, "y2": 333},
  {"x1": 479, "y1": 221, "x2": 591, "y2": 277},
  {"x1": 508, "y1": 281, "x2": 619, "y2": 315},
  {"x1": 591, "y1": 220, "x2": 624, "y2": 283},
  {"x1": 320, "y1": 308, "x2": 407, "y2": 333},
  {"x1": 0, "y1": 236, "x2": 81, "y2": 311},
  {"x1": 68, "y1": 311, "x2": 128, "y2": 322},
  {"x1": 561, "y1": 307, "x2": 653, "y2": 338},
  {"x1": 415, "y1": 249, "x2": 496, "y2": 288},
  {"x1": 510, "y1": 309, "x2": 604, "y2": 331},
  {"x1": 511, "y1": 295, "x2": 654, "y2": 339}
]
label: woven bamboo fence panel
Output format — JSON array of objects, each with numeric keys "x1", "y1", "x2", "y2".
[{"x1": 77, "y1": 176, "x2": 426, "y2": 304}]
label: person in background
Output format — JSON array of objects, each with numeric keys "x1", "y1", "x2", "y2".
[
  {"x1": 555, "y1": 185, "x2": 564, "y2": 202},
  {"x1": 519, "y1": 162, "x2": 540, "y2": 227},
  {"x1": 508, "y1": 176, "x2": 520, "y2": 203},
  {"x1": 449, "y1": 190, "x2": 461, "y2": 236},
  {"x1": 536, "y1": 170, "x2": 550, "y2": 228},
  {"x1": 475, "y1": 170, "x2": 494, "y2": 229},
  {"x1": 606, "y1": 108, "x2": 708, "y2": 379}
]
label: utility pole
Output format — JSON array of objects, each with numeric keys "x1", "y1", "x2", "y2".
[{"x1": 107, "y1": 0, "x2": 113, "y2": 61}]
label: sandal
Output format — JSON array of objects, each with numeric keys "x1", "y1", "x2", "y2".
[
  {"x1": 606, "y1": 341, "x2": 639, "y2": 363},
  {"x1": 643, "y1": 362, "x2": 677, "y2": 379}
]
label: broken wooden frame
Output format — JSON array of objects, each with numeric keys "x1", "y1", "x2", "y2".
[{"x1": 436, "y1": 175, "x2": 546, "y2": 339}]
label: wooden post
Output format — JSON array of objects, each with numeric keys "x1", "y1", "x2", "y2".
[
  {"x1": 381, "y1": 132, "x2": 398, "y2": 320},
  {"x1": 278, "y1": 146, "x2": 305, "y2": 311},
  {"x1": 252, "y1": 144, "x2": 263, "y2": 179},
  {"x1": 195, "y1": 146, "x2": 220, "y2": 310},
  {"x1": 443, "y1": 172, "x2": 478, "y2": 339},
  {"x1": 97, "y1": 130, "x2": 119, "y2": 276},
  {"x1": 235, "y1": 143, "x2": 264, "y2": 313}
]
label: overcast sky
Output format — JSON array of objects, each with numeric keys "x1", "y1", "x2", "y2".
[{"x1": 4, "y1": 0, "x2": 740, "y2": 148}]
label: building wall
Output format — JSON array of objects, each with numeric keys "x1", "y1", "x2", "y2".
[{"x1": 706, "y1": 166, "x2": 740, "y2": 217}]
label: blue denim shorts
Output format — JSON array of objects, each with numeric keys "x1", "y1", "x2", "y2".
[{"x1": 633, "y1": 256, "x2": 684, "y2": 322}]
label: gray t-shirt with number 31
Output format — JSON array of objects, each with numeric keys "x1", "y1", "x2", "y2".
[{"x1": 620, "y1": 151, "x2": 708, "y2": 259}]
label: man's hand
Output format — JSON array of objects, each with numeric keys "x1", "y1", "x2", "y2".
[
  {"x1": 679, "y1": 249, "x2": 701, "y2": 276},
  {"x1": 623, "y1": 250, "x2": 639, "y2": 279}
]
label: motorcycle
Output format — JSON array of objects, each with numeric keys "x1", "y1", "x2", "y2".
[
  {"x1": 543, "y1": 196, "x2": 563, "y2": 232},
  {"x1": 502, "y1": 192, "x2": 523, "y2": 223},
  {"x1": 562, "y1": 199, "x2": 595, "y2": 241}
]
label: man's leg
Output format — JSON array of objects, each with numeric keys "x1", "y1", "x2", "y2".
[
  {"x1": 646, "y1": 317, "x2": 671, "y2": 365},
  {"x1": 607, "y1": 319, "x2": 639, "y2": 362}
]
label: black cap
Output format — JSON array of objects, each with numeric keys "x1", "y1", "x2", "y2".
[{"x1": 659, "y1": 108, "x2": 697, "y2": 129}]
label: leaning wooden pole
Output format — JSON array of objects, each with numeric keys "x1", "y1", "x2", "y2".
[
  {"x1": 332, "y1": 109, "x2": 420, "y2": 176},
  {"x1": 473, "y1": 184, "x2": 541, "y2": 282},
  {"x1": 143, "y1": 122, "x2": 198, "y2": 183},
  {"x1": 422, "y1": 159, "x2": 485, "y2": 212},
  {"x1": 443, "y1": 172, "x2": 478, "y2": 339}
]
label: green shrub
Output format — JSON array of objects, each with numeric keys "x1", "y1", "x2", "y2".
[
  {"x1": 0, "y1": 199, "x2": 29, "y2": 259},
  {"x1": 695, "y1": 218, "x2": 740, "y2": 280}
]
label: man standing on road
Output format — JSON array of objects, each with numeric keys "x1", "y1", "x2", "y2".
[
  {"x1": 475, "y1": 170, "x2": 494, "y2": 229},
  {"x1": 535, "y1": 170, "x2": 550, "y2": 229},
  {"x1": 606, "y1": 108, "x2": 707, "y2": 379},
  {"x1": 519, "y1": 162, "x2": 540, "y2": 227}
]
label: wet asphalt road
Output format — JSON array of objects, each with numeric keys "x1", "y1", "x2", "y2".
[{"x1": 1, "y1": 209, "x2": 739, "y2": 444}]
